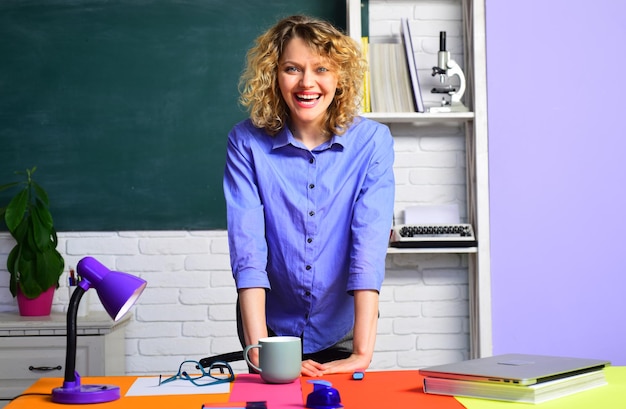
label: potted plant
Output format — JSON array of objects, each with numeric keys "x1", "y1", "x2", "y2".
[{"x1": 0, "y1": 167, "x2": 65, "y2": 316}]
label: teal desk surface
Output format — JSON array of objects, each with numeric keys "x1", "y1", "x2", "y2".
[{"x1": 5, "y1": 367, "x2": 626, "y2": 408}]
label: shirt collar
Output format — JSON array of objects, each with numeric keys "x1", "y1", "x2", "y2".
[{"x1": 272, "y1": 127, "x2": 346, "y2": 151}]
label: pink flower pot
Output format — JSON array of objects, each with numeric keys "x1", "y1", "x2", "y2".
[{"x1": 17, "y1": 286, "x2": 55, "y2": 316}]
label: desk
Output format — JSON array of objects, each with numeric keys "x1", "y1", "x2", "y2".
[{"x1": 5, "y1": 367, "x2": 626, "y2": 409}]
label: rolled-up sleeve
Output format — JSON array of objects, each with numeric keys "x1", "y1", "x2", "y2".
[
  {"x1": 348, "y1": 124, "x2": 395, "y2": 292},
  {"x1": 223, "y1": 124, "x2": 271, "y2": 290}
]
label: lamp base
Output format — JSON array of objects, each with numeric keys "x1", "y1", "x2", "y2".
[{"x1": 51, "y1": 384, "x2": 121, "y2": 404}]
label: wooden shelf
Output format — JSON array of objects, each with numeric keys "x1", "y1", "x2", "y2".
[
  {"x1": 362, "y1": 111, "x2": 474, "y2": 123},
  {"x1": 387, "y1": 246, "x2": 477, "y2": 254}
]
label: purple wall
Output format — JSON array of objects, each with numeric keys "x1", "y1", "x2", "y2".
[{"x1": 486, "y1": 0, "x2": 626, "y2": 365}]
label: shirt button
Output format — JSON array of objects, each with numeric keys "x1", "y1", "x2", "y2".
[
  {"x1": 307, "y1": 238, "x2": 313, "y2": 243},
  {"x1": 309, "y1": 210, "x2": 315, "y2": 216},
  {"x1": 305, "y1": 265, "x2": 312, "y2": 270},
  {"x1": 309, "y1": 184, "x2": 315, "y2": 189},
  {"x1": 309, "y1": 158, "x2": 314, "y2": 164},
  {"x1": 305, "y1": 291, "x2": 311, "y2": 296}
]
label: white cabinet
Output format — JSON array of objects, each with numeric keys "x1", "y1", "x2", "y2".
[
  {"x1": 0, "y1": 312, "x2": 128, "y2": 408},
  {"x1": 346, "y1": 0, "x2": 491, "y2": 359}
]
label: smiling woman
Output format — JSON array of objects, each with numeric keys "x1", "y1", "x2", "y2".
[
  {"x1": 224, "y1": 15, "x2": 395, "y2": 378},
  {"x1": 238, "y1": 15, "x2": 364, "y2": 140},
  {"x1": 278, "y1": 37, "x2": 339, "y2": 149}
]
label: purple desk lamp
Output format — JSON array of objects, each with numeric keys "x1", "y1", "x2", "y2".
[{"x1": 51, "y1": 257, "x2": 146, "y2": 404}]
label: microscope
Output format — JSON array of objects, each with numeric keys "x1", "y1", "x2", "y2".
[{"x1": 428, "y1": 31, "x2": 469, "y2": 113}]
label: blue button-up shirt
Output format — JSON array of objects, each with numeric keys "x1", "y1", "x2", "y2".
[{"x1": 223, "y1": 117, "x2": 395, "y2": 353}]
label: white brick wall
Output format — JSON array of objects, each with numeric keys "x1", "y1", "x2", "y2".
[
  {"x1": 0, "y1": 0, "x2": 470, "y2": 375},
  {"x1": 0, "y1": 228, "x2": 469, "y2": 375}
]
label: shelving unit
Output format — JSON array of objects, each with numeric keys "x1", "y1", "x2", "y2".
[{"x1": 347, "y1": 0, "x2": 491, "y2": 359}]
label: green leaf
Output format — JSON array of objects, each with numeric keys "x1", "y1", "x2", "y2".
[
  {"x1": 18, "y1": 275, "x2": 44, "y2": 299},
  {"x1": 5, "y1": 188, "x2": 28, "y2": 232},
  {"x1": 32, "y1": 201, "x2": 54, "y2": 251},
  {"x1": 7, "y1": 246, "x2": 19, "y2": 297},
  {"x1": 17, "y1": 250, "x2": 35, "y2": 280},
  {"x1": 35, "y1": 248, "x2": 64, "y2": 290},
  {"x1": 0, "y1": 181, "x2": 19, "y2": 192},
  {"x1": 10, "y1": 216, "x2": 30, "y2": 244},
  {"x1": 9, "y1": 274, "x2": 17, "y2": 297},
  {"x1": 23, "y1": 222, "x2": 36, "y2": 250},
  {"x1": 32, "y1": 181, "x2": 50, "y2": 207}
]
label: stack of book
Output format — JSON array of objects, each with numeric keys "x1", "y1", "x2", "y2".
[
  {"x1": 362, "y1": 18, "x2": 424, "y2": 113},
  {"x1": 423, "y1": 369, "x2": 607, "y2": 404},
  {"x1": 368, "y1": 42, "x2": 413, "y2": 112}
]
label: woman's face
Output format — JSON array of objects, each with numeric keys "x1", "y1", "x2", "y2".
[{"x1": 277, "y1": 36, "x2": 339, "y2": 132}]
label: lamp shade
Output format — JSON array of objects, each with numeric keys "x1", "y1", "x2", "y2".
[{"x1": 77, "y1": 257, "x2": 146, "y2": 321}]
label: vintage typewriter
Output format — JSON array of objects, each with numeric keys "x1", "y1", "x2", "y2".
[{"x1": 389, "y1": 223, "x2": 477, "y2": 248}]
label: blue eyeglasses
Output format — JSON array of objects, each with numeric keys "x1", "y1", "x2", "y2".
[{"x1": 158, "y1": 360, "x2": 235, "y2": 387}]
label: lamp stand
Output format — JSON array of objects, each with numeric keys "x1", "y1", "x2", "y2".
[{"x1": 51, "y1": 285, "x2": 121, "y2": 404}]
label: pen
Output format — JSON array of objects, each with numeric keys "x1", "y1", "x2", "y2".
[
  {"x1": 201, "y1": 402, "x2": 266, "y2": 409},
  {"x1": 69, "y1": 268, "x2": 76, "y2": 286}
]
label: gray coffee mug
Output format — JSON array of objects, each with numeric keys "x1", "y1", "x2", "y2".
[{"x1": 244, "y1": 336, "x2": 301, "y2": 383}]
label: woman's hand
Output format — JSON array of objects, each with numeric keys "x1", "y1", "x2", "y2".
[
  {"x1": 301, "y1": 359, "x2": 327, "y2": 377},
  {"x1": 301, "y1": 290, "x2": 378, "y2": 377},
  {"x1": 300, "y1": 353, "x2": 370, "y2": 377}
]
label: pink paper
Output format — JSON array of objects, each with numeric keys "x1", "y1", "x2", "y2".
[{"x1": 230, "y1": 374, "x2": 303, "y2": 408}]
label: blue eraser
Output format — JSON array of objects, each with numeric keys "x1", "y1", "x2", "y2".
[{"x1": 352, "y1": 371, "x2": 364, "y2": 380}]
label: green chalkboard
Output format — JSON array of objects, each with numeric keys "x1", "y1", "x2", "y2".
[{"x1": 0, "y1": 0, "x2": 345, "y2": 231}]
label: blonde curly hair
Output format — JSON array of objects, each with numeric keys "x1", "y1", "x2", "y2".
[{"x1": 238, "y1": 15, "x2": 366, "y2": 137}]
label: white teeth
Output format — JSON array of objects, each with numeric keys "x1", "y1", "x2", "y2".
[{"x1": 297, "y1": 94, "x2": 319, "y2": 100}]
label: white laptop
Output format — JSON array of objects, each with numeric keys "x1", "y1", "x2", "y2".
[{"x1": 419, "y1": 353, "x2": 610, "y2": 386}]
